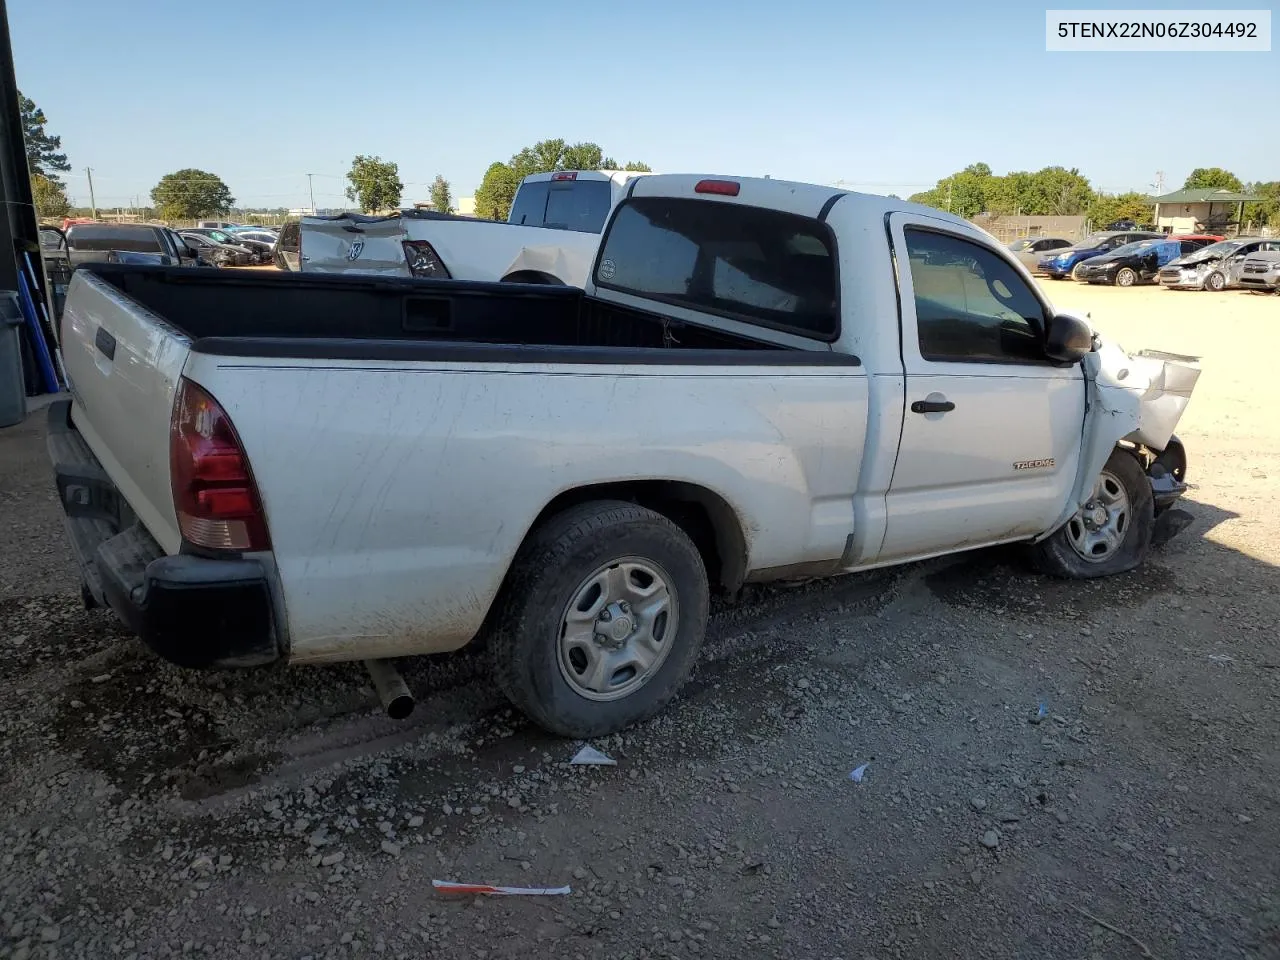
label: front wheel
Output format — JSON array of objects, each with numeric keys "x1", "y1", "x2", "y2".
[
  {"x1": 1030, "y1": 450, "x2": 1154, "y2": 579},
  {"x1": 1071, "y1": 263, "x2": 1088, "y2": 281},
  {"x1": 489, "y1": 501, "x2": 710, "y2": 738},
  {"x1": 1204, "y1": 271, "x2": 1226, "y2": 291},
  {"x1": 1115, "y1": 267, "x2": 1138, "y2": 287}
]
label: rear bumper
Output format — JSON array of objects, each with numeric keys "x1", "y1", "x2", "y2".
[{"x1": 46, "y1": 399, "x2": 280, "y2": 668}]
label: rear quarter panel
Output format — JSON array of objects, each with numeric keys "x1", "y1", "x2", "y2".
[{"x1": 180, "y1": 353, "x2": 869, "y2": 663}]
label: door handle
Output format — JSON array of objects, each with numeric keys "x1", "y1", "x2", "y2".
[
  {"x1": 94, "y1": 327, "x2": 116, "y2": 361},
  {"x1": 911, "y1": 399, "x2": 955, "y2": 414}
]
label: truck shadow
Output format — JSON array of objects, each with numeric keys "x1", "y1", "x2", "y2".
[{"x1": 28, "y1": 495, "x2": 1250, "y2": 814}]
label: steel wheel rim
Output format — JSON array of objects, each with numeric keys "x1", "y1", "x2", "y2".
[
  {"x1": 1116, "y1": 269, "x2": 1136, "y2": 287},
  {"x1": 557, "y1": 557, "x2": 678, "y2": 702},
  {"x1": 1066, "y1": 470, "x2": 1131, "y2": 562},
  {"x1": 1206, "y1": 273, "x2": 1224, "y2": 291}
]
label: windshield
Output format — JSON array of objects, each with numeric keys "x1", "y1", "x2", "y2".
[
  {"x1": 1186, "y1": 239, "x2": 1244, "y2": 259},
  {"x1": 1079, "y1": 234, "x2": 1113, "y2": 248},
  {"x1": 207, "y1": 230, "x2": 236, "y2": 243},
  {"x1": 1105, "y1": 239, "x2": 1162, "y2": 256},
  {"x1": 1009, "y1": 239, "x2": 1032, "y2": 251}
]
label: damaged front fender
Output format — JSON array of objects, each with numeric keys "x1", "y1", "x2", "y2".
[{"x1": 1043, "y1": 331, "x2": 1201, "y2": 537}]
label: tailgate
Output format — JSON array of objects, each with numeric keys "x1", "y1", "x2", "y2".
[
  {"x1": 59, "y1": 270, "x2": 190, "y2": 554},
  {"x1": 299, "y1": 217, "x2": 409, "y2": 276}
]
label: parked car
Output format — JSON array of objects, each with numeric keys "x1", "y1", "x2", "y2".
[
  {"x1": 64, "y1": 222, "x2": 196, "y2": 268},
  {"x1": 1159, "y1": 237, "x2": 1280, "y2": 291},
  {"x1": 227, "y1": 228, "x2": 278, "y2": 246},
  {"x1": 196, "y1": 220, "x2": 242, "y2": 230},
  {"x1": 184, "y1": 228, "x2": 273, "y2": 264},
  {"x1": 1008, "y1": 236, "x2": 1073, "y2": 273},
  {"x1": 1237, "y1": 251, "x2": 1280, "y2": 293},
  {"x1": 1038, "y1": 231, "x2": 1164, "y2": 280},
  {"x1": 1074, "y1": 237, "x2": 1217, "y2": 286},
  {"x1": 178, "y1": 231, "x2": 253, "y2": 267},
  {"x1": 295, "y1": 169, "x2": 652, "y2": 285},
  {"x1": 226, "y1": 225, "x2": 277, "y2": 235},
  {"x1": 47, "y1": 174, "x2": 1200, "y2": 738}
]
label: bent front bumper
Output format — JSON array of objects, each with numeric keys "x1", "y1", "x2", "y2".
[
  {"x1": 46, "y1": 399, "x2": 280, "y2": 668},
  {"x1": 1147, "y1": 436, "x2": 1188, "y2": 511}
]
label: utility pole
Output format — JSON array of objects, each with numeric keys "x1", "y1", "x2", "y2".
[
  {"x1": 85, "y1": 166, "x2": 97, "y2": 218},
  {"x1": 946, "y1": 180, "x2": 953, "y2": 212},
  {"x1": 307, "y1": 173, "x2": 316, "y2": 214},
  {"x1": 1153, "y1": 170, "x2": 1165, "y2": 195}
]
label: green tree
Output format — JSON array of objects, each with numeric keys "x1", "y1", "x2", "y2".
[
  {"x1": 32, "y1": 173, "x2": 70, "y2": 220},
  {"x1": 474, "y1": 161, "x2": 521, "y2": 220},
  {"x1": 20, "y1": 91, "x2": 70, "y2": 183},
  {"x1": 345, "y1": 155, "x2": 403, "y2": 212},
  {"x1": 1020, "y1": 166, "x2": 1094, "y2": 215},
  {"x1": 623, "y1": 161, "x2": 652, "y2": 172},
  {"x1": 1244, "y1": 181, "x2": 1280, "y2": 228},
  {"x1": 429, "y1": 174, "x2": 453, "y2": 214},
  {"x1": 1088, "y1": 192, "x2": 1154, "y2": 229},
  {"x1": 150, "y1": 168, "x2": 234, "y2": 220},
  {"x1": 1183, "y1": 167, "x2": 1244, "y2": 192}
]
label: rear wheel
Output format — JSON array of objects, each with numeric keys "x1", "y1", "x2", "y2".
[
  {"x1": 489, "y1": 501, "x2": 710, "y2": 738},
  {"x1": 1115, "y1": 267, "x2": 1138, "y2": 287},
  {"x1": 1030, "y1": 450, "x2": 1154, "y2": 579},
  {"x1": 1204, "y1": 271, "x2": 1226, "y2": 291}
]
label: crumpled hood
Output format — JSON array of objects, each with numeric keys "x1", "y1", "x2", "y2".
[
  {"x1": 1092, "y1": 337, "x2": 1201, "y2": 450},
  {"x1": 1045, "y1": 329, "x2": 1202, "y2": 534}
]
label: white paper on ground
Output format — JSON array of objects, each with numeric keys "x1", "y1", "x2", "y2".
[
  {"x1": 570, "y1": 745, "x2": 617, "y2": 766},
  {"x1": 432, "y1": 880, "x2": 571, "y2": 896}
]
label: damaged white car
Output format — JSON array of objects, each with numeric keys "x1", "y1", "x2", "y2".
[{"x1": 49, "y1": 174, "x2": 1199, "y2": 737}]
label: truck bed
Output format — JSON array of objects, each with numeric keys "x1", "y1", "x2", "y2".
[{"x1": 80, "y1": 264, "x2": 852, "y2": 364}]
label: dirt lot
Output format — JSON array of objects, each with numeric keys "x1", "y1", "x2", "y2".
[{"x1": 2, "y1": 283, "x2": 1278, "y2": 960}]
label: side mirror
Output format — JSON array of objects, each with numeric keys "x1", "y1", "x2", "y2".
[{"x1": 1045, "y1": 312, "x2": 1093, "y2": 364}]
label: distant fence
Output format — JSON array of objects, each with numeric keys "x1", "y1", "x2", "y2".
[
  {"x1": 62, "y1": 210, "x2": 292, "y2": 229},
  {"x1": 969, "y1": 214, "x2": 1089, "y2": 244}
]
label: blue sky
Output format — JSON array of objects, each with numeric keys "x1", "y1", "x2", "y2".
[{"x1": 10, "y1": 0, "x2": 1276, "y2": 210}]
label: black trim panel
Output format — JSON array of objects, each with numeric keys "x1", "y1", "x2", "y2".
[
  {"x1": 818, "y1": 193, "x2": 847, "y2": 221},
  {"x1": 193, "y1": 336, "x2": 863, "y2": 367}
]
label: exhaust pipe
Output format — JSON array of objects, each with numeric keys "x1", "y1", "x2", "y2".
[{"x1": 364, "y1": 659, "x2": 415, "y2": 719}]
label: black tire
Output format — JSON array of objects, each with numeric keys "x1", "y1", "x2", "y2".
[
  {"x1": 1204, "y1": 271, "x2": 1226, "y2": 292},
  {"x1": 489, "y1": 500, "x2": 709, "y2": 738},
  {"x1": 1030, "y1": 449, "x2": 1154, "y2": 579},
  {"x1": 1115, "y1": 267, "x2": 1138, "y2": 287},
  {"x1": 1071, "y1": 263, "x2": 1089, "y2": 281}
]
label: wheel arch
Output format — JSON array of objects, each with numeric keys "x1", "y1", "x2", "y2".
[
  {"x1": 501, "y1": 269, "x2": 565, "y2": 286},
  {"x1": 523, "y1": 480, "x2": 750, "y2": 593}
]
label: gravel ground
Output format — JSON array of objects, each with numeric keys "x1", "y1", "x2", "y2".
[{"x1": 2, "y1": 284, "x2": 1278, "y2": 960}]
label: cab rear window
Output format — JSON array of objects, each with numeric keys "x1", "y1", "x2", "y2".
[
  {"x1": 509, "y1": 179, "x2": 613, "y2": 234},
  {"x1": 67, "y1": 225, "x2": 163, "y2": 253},
  {"x1": 594, "y1": 198, "x2": 839, "y2": 340}
]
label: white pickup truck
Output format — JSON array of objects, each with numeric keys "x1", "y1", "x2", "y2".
[
  {"x1": 49, "y1": 174, "x2": 1200, "y2": 738},
  {"x1": 294, "y1": 169, "x2": 648, "y2": 286}
]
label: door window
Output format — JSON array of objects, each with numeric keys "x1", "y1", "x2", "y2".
[{"x1": 903, "y1": 228, "x2": 1048, "y2": 364}]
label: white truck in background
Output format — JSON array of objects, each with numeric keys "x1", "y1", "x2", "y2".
[
  {"x1": 289, "y1": 169, "x2": 650, "y2": 286},
  {"x1": 50, "y1": 174, "x2": 1200, "y2": 739}
]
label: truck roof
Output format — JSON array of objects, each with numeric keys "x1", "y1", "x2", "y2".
[
  {"x1": 519, "y1": 170, "x2": 652, "y2": 187},
  {"x1": 627, "y1": 173, "x2": 978, "y2": 231}
]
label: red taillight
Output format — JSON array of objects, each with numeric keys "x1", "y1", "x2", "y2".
[
  {"x1": 169, "y1": 377, "x2": 270, "y2": 552},
  {"x1": 695, "y1": 179, "x2": 740, "y2": 197},
  {"x1": 551, "y1": 171, "x2": 578, "y2": 181},
  {"x1": 403, "y1": 240, "x2": 451, "y2": 279}
]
